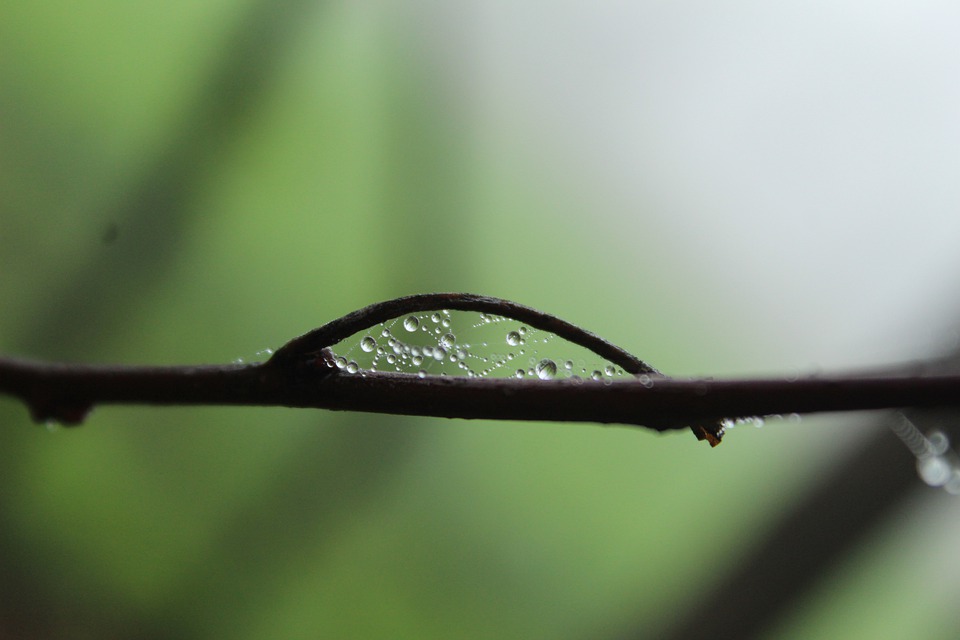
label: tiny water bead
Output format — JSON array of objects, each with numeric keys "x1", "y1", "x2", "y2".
[
  {"x1": 329, "y1": 310, "x2": 631, "y2": 381},
  {"x1": 535, "y1": 359, "x2": 558, "y2": 380}
]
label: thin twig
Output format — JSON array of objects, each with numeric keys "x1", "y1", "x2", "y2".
[
  {"x1": 3, "y1": 293, "x2": 960, "y2": 446},
  {"x1": 2, "y1": 357, "x2": 960, "y2": 437},
  {"x1": 269, "y1": 293, "x2": 659, "y2": 374}
]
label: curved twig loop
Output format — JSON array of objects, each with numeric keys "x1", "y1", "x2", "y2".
[{"x1": 269, "y1": 293, "x2": 661, "y2": 375}]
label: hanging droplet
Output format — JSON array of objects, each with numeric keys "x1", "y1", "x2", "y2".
[
  {"x1": 360, "y1": 336, "x2": 377, "y2": 352},
  {"x1": 345, "y1": 361, "x2": 359, "y2": 374},
  {"x1": 515, "y1": 369, "x2": 525, "y2": 378},
  {"x1": 535, "y1": 359, "x2": 558, "y2": 380},
  {"x1": 439, "y1": 333, "x2": 456, "y2": 349},
  {"x1": 430, "y1": 313, "x2": 441, "y2": 323},
  {"x1": 403, "y1": 316, "x2": 420, "y2": 332},
  {"x1": 604, "y1": 365, "x2": 616, "y2": 377},
  {"x1": 506, "y1": 331, "x2": 522, "y2": 346}
]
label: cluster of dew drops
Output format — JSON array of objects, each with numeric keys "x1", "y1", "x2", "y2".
[{"x1": 329, "y1": 310, "x2": 628, "y2": 382}]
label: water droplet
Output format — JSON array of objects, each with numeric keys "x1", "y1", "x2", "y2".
[
  {"x1": 346, "y1": 361, "x2": 359, "y2": 374},
  {"x1": 919, "y1": 456, "x2": 951, "y2": 486},
  {"x1": 418, "y1": 370, "x2": 427, "y2": 378},
  {"x1": 591, "y1": 370, "x2": 603, "y2": 381},
  {"x1": 946, "y1": 472, "x2": 960, "y2": 495},
  {"x1": 335, "y1": 356, "x2": 347, "y2": 369},
  {"x1": 535, "y1": 359, "x2": 558, "y2": 380},
  {"x1": 928, "y1": 430, "x2": 950, "y2": 455},
  {"x1": 330, "y1": 309, "x2": 638, "y2": 383}
]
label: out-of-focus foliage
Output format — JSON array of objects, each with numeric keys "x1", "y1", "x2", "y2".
[{"x1": 2, "y1": 2, "x2": 957, "y2": 639}]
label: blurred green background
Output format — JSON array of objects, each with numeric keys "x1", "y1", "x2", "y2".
[{"x1": 3, "y1": 2, "x2": 960, "y2": 638}]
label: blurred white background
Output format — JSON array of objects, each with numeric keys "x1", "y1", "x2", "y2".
[{"x1": 401, "y1": 0, "x2": 960, "y2": 373}]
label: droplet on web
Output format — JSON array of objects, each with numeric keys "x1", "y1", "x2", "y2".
[
  {"x1": 535, "y1": 359, "x2": 558, "y2": 380},
  {"x1": 328, "y1": 310, "x2": 634, "y2": 381}
]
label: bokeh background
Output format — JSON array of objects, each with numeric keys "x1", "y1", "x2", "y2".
[{"x1": 3, "y1": 1, "x2": 960, "y2": 638}]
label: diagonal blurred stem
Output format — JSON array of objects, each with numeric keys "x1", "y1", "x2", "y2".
[
  {"x1": 18, "y1": 0, "x2": 324, "y2": 360},
  {"x1": 620, "y1": 352, "x2": 960, "y2": 640}
]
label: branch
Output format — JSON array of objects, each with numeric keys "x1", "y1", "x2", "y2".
[{"x1": 3, "y1": 293, "x2": 960, "y2": 446}]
